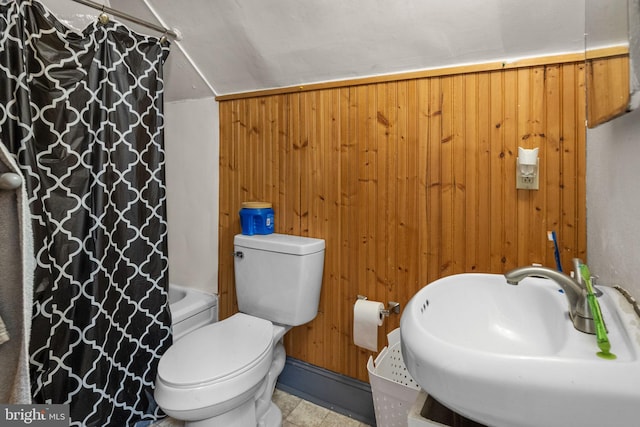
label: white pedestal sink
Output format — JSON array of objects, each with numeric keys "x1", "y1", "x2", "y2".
[{"x1": 400, "y1": 273, "x2": 640, "y2": 427}]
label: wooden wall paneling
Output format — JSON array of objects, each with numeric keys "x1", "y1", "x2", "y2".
[
  {"x1": 379, "y1": 81, "x2": 393, "y2": 300},
  {"x1": 544, "y1": 65, "x2": 563, "y2": 271},
  {"x1": 242, "y1": 98, "x2": 256, "y2": 201},
  {"x1": 502, "y1": 69, "x2": 518, "y2": 270},
  {"x1": 476, "y1": 73, "x2": 492, "y2": 272},
  {"x1": 408, "y1": 79, "x2": 422, "y2": 303},
  {"x1": 463, "y1": 74, "x2": 479, "y2": 273},
  {"x1": 266, "y1": 98, "x2": 278, "y2": 211},
  {"x1": 490, "y1": 70, "x2": 506, "y2": 272},
  {"x1": 370, "y1": 83, "x2": 393, "y2": 381},
  {"x1": 567, "y1": 62, "x2": 588, "y2": 260},
  {"x1": 286, "y1": 93, "x2": 302, "y2": 236},
  {"x1": 218, "y1": 101, "x2": 232, "y2": 317},
  {"x1": 427, "y1": 77, "x2": 442, "y2": 284},
  {"x1": 511, "y1": 68, "x2": 528, "y2": 264},
  {"x1": 397, "y1": 80, "x2": 420, "y2": 314},
  {"x1": 354, "y1": 84, "x2": 378, "y2": 377},
  {"x1": 275, "y1": 96, "x2": 285, "y2": 233},
  {"x1": 218, "y1": 59, "x2": 591, "y2": 382},
  {"x1": 368, "y1": 82, "x2": 384, "y2": 379},
  {"x1": 587, "y1": 55, "x2": 630, "y2": 128},
  {"x1": 560, "y1": 64, "x2": 580, "y2": 269},
  {"x1": 374, "y1": 82, "x2": 387, "y2": 304},
  {"x1": 452, "y1": 75, "x2": 467, "y2": 275},
  {"x1": 515, "y1": 67, "x2": 533, "y2": 267},
  {"x1": 577, "y1": 61, "x2": 587, "y2": 262},
  {"x1": 335, "y1": 87, "x2": 351, "y2": 375},
  {"x1": 240, "y1": 103, "x2": 252, "y2": 275},
  {"x1": 276, "y1": 94, "x2": 293, "y2": 235},
  {"x1": 416, "y1": 80, "x2": 430, "y2": 287},
  {"x1": 530, "y1": 66, "x2": 547, "y2": 265},
  {"x1": 516, "y1": 68, "x2": 540, "y2": 267},
  {"x1": 316, "y1": 90, "x2": 332, "y2": 367},
  {"x1": 254, "y1": 98, "x2": 265, "y2": 199},
  {"x1": 387, "y1": 80, "x2": 399, "y2": 307},
  {"x1": 230, "y1": 98, "x2": 243, "y2": 314},
  {"x1": 251, "y1": 98, "x2": 263, "y2": 196},
  {"x1": 299, "y1": 91, "x2": 316, "y2": 363},
  {"x1": 291, "y1": 91, "x2": 317, "y2": 362},
  {"x1": 350, "y1": 85, "x2": 363, "y2": 376},
  {"x1": 395, "y1": 81, "x2": 408, "y2": 318},
  {"x1": 439, "y1": 76, "x2": 454, "y2": 277},
  {"x1": 280, "y1": 92, "x2": 296, "y2": 351},
  {"x1": 224, "y1": 99, "x2": 242, "y2": 316},
  {"x1": 343, "y1": 86, "x2": 360, "y2": 377},
  {"x1": 299, "y1": 91, "x2": 312, "y2": 238},
  {"x1": 324, "y1": 88, "x2": 343, "y2": 373},
  {"x1": 309, "y1": 88, "x2": 342, "y2": 371},
  {"x1": 576, "y1": 65, "x2": 587, "y2": 263}
]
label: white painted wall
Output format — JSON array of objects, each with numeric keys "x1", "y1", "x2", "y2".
[
  {"x1": 114, "y1": 0, "x2": 592, "y2": 97},
  {"x1": 586, "y1": 0, "x2": 629, "y2": 49},
  {"x1": 164, "y1": 98, "x2": 219, "y2": 294},
  {"x1": 586, "y1": 107, "x2": 640, "y2": 300}
]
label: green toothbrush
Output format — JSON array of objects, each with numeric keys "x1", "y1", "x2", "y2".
[{"x1": 579, "y1": 263, "x2": 616, "y2": 360}]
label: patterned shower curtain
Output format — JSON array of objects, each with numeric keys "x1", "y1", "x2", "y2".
[{"x1": 0, "y1": 1, "x2": 172, "y2": 425}]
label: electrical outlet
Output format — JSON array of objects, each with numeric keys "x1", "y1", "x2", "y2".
[
  {"x1": 516, "y1": 170, "x2": 539, "y2": 190},
  {"x1": 516, "y1": 155, "x2": 539, "y2": 190}
]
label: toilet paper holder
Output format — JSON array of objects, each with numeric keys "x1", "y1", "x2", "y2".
[{"x1": 357, "y1": 295, "x2": 400, "y2": 317}]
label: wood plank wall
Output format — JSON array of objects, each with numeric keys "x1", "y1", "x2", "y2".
[
  {"x1": 218, "y1": 61, "x2": 589, "y2": 382},
  {"x1": 587, "y1": 55, "x2": 630, "y2": 127}
]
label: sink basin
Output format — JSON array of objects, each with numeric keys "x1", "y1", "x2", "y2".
[{"x1": 400, "y1": 273, "x2": 640, "y2": 427}]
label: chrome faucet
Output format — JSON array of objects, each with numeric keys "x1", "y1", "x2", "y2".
[{"x1": 504, "y1": 261, "x2": 595, "y2": 334}]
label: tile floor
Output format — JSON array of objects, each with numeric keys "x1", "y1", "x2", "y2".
[
  {"x1": 150, "y1": 388, "x2": 372, "y2": 427},
  {"x1": 274, "y1": 389, "x2": 371, "y2": 427}
]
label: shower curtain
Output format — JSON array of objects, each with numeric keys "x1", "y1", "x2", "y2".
[{"x1": 0, "y1": 1, "x2": 172, "y2": 425}]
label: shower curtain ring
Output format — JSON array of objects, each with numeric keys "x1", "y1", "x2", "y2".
[{"x1": 98, "y1": 5, "x2": 110, "y2": 25}]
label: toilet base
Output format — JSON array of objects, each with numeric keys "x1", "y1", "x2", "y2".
[
  {"x1": 185, "y1": 399, "x2": 256, "y2": 427},
  {"x1": 256, "y1": 329, "x2": 288, "y2": 427},
  {"x1": 161, "y1": 325, "x2": 291, "y2": 427},
  {"x1": 258, "y1": 402, "x2": 282, "y2": 427}
]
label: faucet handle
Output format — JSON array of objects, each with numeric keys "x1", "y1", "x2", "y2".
[
  {"x1": 590, "y1": 275, "x2": 603, "y2": 297},
  {"x1": 572, "y1": 258, "x2": 584, "y2": 287}
]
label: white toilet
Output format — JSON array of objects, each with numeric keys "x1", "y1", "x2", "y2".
[{"x1": 155, "y1": 233, "x2": 325, "y2": 427}]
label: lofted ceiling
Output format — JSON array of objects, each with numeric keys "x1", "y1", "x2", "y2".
[{"x1": 38, "y1": 0, "x2": 630, "y2": 102}]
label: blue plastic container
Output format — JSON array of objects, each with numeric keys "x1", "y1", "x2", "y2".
[{"x1": 239, "y1": 202, "x2": 274, "y2": 235}]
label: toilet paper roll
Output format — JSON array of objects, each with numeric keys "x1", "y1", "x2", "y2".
[{"x1": 353, "y1": 299, "x2": 385, "y2": 351}]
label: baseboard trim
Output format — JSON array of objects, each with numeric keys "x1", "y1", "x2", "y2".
[{"x1": 276, "y1": 357, "x2": 376, "y2": 426}]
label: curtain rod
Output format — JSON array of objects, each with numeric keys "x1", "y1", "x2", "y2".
[{"x1": 70, "y1": 0, "x2": 180, "y2": 39}]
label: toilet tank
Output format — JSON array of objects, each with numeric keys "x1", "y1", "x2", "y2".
[{"x1": 233, "y1": 233, "x2": 325, "y2": 326}]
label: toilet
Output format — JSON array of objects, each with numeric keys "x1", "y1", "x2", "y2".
[{"x1": 155, "y1": 233, "x2": 325, "y2": 427}]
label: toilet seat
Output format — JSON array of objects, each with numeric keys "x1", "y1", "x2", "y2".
[
  {"x1": 155, "y1": 313, "x2": 275, "y2": 418},
  {"x1": 158, "y1": 313, "x2": 273, "y2": 387}
]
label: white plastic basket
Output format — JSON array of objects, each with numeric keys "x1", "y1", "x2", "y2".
[{"x1": 367, "y1": 328, "x2": 421, "y2": 427}]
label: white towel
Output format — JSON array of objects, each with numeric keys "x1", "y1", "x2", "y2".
[
  {"x1": 0, "y1": 315, "x2": 8, "y2": 345},
  {"x1": 0, "y1": 140, "x2": 34, "y2": 404}
]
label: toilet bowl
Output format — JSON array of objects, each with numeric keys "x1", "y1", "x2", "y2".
[
  {"x1": 156, "y1": 313, "x2": 285, "y2": 425},
  {"x1": 155, "y1": 233, "x2": 325, "y2": 427}
]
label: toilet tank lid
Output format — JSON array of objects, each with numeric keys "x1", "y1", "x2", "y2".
[{"x1": 234, "y1": 233, "x2": 325, "y2": 255}]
